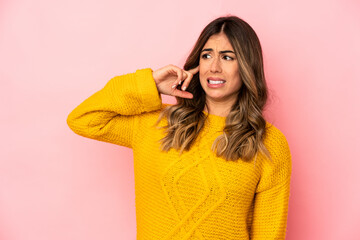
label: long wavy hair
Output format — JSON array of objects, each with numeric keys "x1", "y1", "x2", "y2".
[{"x1": 157, "y1": 15, "x2": 270, "y2": 161}]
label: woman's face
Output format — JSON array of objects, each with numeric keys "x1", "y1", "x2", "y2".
[{"x1": 199, "y1": 32, "x2": 242, "y2": 106}]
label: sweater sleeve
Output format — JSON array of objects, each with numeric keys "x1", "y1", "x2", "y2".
[
  {"x1": 66, "y1": 68, "x2": 162, "y2": 148},
  {"x1": 250, "y1": 127, "x2": 292, "y2": 240}
]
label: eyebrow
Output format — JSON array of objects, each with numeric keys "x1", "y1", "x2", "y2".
[{"x1": 201, "y1": 48, "x2": 235, "y2": 54}]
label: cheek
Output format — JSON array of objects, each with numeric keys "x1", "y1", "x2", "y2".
[
  {"x1": 232, "y1": 73, "x2": 241, "y2": 84},
  {"x1": 230, "y1": 66, "x2": 241, "y2": 83},
  {"x1": 199, "y1": 60, "x2": 205, "y2": 71},
  {"x1": 235, "y1": 77, "x2": 242, "y2": 90}
]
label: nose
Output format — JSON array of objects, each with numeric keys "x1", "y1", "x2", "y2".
[{"x1": 210, "y1": 57, "x2": 222, "y2": 73}]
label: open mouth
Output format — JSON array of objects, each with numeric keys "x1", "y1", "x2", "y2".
[
  {"x1": 207, "y1": 77, "x2": 226, "y2": 85},
  {"x1": 206, "y1": 78, "x2": 226, "y2": 88},
  {"x1": 207, "y1": 79, "x2": 225, "y2": 84}
]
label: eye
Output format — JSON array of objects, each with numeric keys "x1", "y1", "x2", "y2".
[
  {"x1": 201, "y1": 53, "x2": 211, "y2": 59},
  {"x1": 223, "y1": 55, "x2": 234, "y2": 61}
]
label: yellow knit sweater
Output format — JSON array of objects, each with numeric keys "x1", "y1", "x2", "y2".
[{"x1": 67, "y1": 68, "x2": 292, "y2": 240}]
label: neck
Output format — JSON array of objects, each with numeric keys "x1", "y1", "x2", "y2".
[{"x1": 203, "y1": 98, "x2": 236, "y2": 117}]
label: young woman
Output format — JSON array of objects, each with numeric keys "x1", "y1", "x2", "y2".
[{"x1": 67, "y1": 15, "x2": 291, "y2": 240}]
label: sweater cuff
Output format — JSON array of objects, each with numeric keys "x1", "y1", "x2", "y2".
[{"x1": 135, "y1": 68, "x2": 162, "y2": 112}]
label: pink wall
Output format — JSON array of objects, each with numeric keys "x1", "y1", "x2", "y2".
[{"x1": 1, "y1": 0, "x2": 359, "y2": 239}]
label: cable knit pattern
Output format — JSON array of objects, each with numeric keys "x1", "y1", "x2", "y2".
[{"x1": 67, "y1": 68, "x2": 292, "y2": 240}]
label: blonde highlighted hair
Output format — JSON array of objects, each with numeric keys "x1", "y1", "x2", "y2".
[{"x1": 157, "y1": 16, "x2": 270, "y2": 161}]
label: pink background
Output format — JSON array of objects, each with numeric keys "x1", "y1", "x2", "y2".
[{"x1": 1, "y1": 0, "x2": 360, "y2": 239}]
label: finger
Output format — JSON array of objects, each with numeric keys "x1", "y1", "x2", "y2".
[
  {"x1": 171, "y1": 67, "x2": 183, "y2": 89},
  {"x1": 187, "y1": 65, "x2": 199, "y2": 75},
  {"x1": 172, "y1": 88, "x2": 193, "y2": 99},
  {"x1": 180, "y1": 70, "x2": 194, "y2": 91}
]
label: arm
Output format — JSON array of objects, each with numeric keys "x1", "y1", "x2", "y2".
[
  {"x1": 251, "y1": 128, "x2": 292, "y2": 239},
  {"x1": 67, "y1": 65, "x2": 200, "y2": 148},
  {"x1": 66, "y1": 68, "x2": 162, "y2": 148}
]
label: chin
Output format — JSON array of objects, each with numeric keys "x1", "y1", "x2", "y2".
[{"x1": 205, "y1": 93, "x2": 226, "y2": 101}]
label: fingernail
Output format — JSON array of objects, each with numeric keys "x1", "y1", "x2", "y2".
[
  {"x1": 172, "y1": 84, "x2": 177, "y2": 89},
  {"x1": 179, "y1": 81, "x2": 182, "y2": 85},
  {"x1": 182, "y1": 86, "x2": 186, "y2": 91}
]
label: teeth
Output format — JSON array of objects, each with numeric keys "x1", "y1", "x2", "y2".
[{"x1": 208, "y1": 80, "x2": 225, "y2": 84}]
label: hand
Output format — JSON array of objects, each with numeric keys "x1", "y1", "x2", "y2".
[{"x1": 152, "y1": 64, "x2": 199, "y2": 99}]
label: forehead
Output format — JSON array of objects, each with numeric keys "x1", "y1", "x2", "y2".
[{"x1": 202, "y1": 33, "x2": 234, "y2": 50}]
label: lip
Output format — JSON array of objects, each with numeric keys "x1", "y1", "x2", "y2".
[
  {"x1": 207, "y1": 77, "x2": 226, "y2": 81},
  {"x1": 207, "y1": 77, "x2": 226, "y2": 88}
]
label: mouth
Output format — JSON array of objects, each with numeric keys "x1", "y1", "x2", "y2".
[
  {"x1": 208, "y1": 79, "x2": 225, "y2": 84},
  {"x1": 207, "y1": 77, "x2": 226, "y2": 88},
  {"x1": 207, "y1": 77, "x2": 226, "y2": 84}
]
